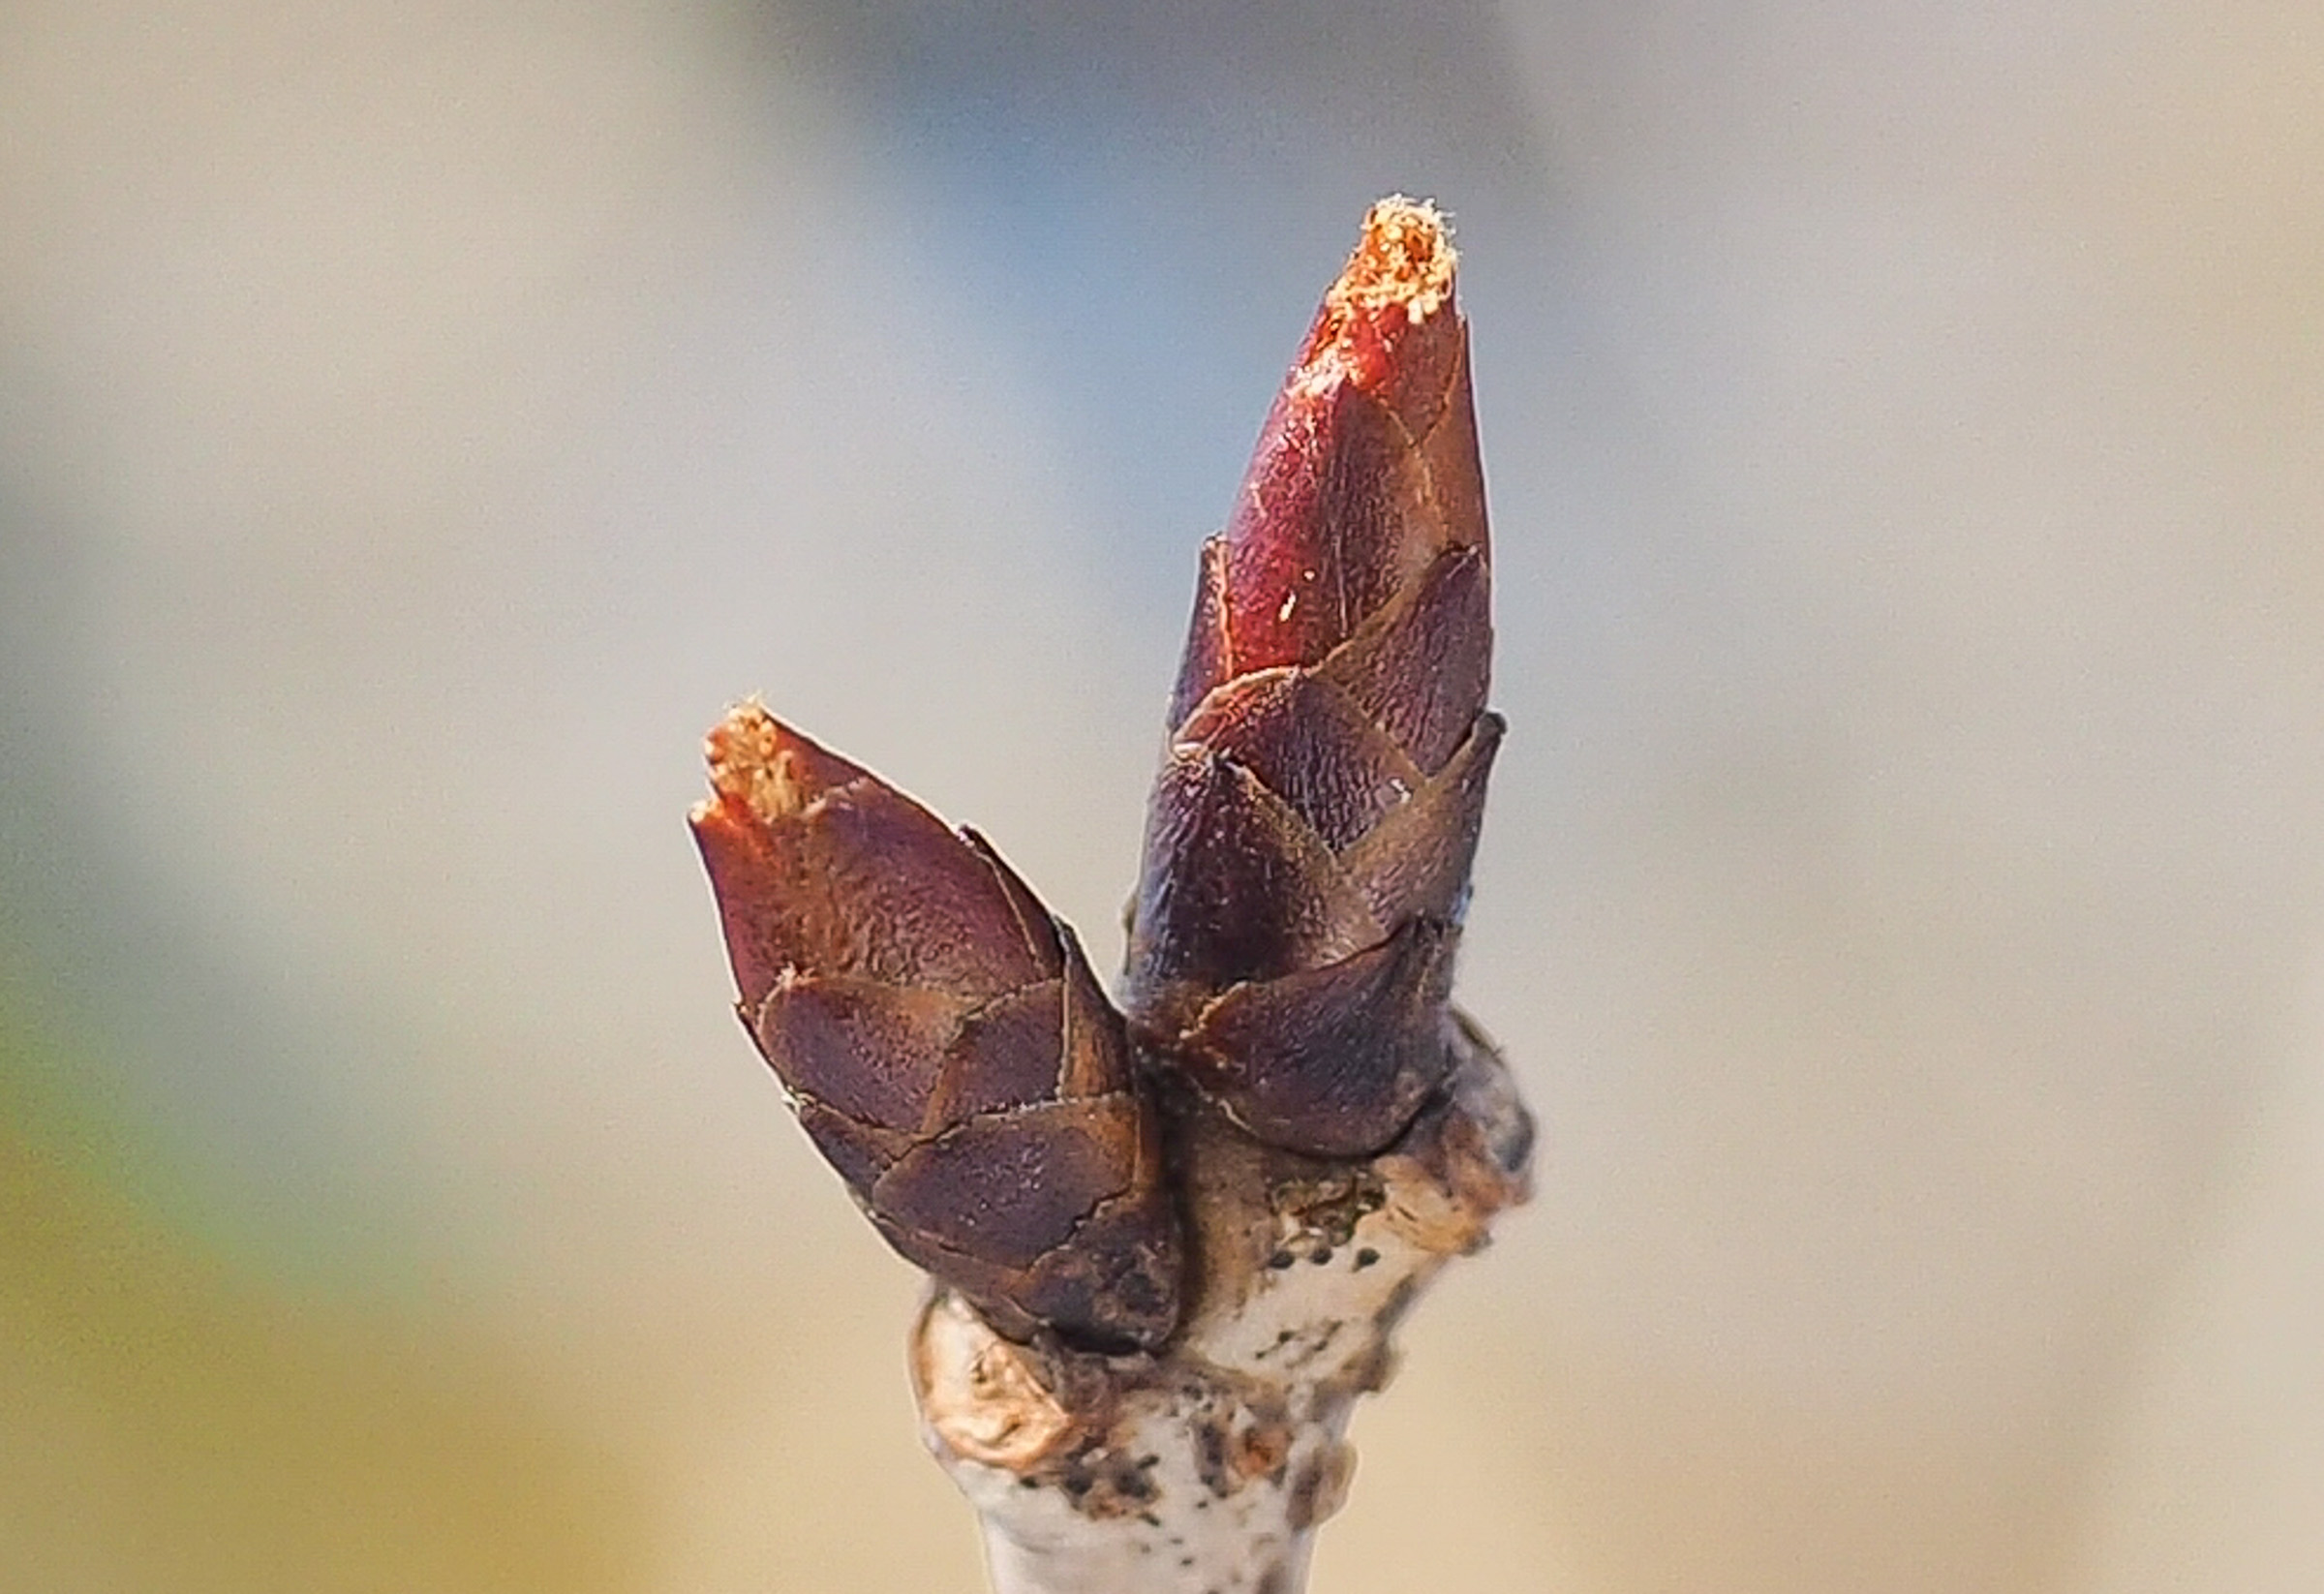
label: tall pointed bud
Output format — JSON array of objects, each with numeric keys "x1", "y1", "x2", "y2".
[
  {"x1": 692, "y1": 704, "x2": 1182, "y2": 1350},
  {"x1": 1125, "y1": 199, "x2": 1503, "y2": 1157}
]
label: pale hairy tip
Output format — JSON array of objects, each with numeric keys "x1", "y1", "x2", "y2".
[
  {"x1": 700, "y1": 698, "x2": 814, "y2": 825},
  {"x1": 1327, "y1": 197, "x2": 1455, "y2": 329}
]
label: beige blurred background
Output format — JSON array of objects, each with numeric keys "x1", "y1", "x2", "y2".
[{"x1": 3, "y1": 2, "x2": 2319, "y2": 1590}]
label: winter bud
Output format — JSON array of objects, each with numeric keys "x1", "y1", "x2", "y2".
[
  {"x1": 1125, "y1": 199, "x2": 1503, "y2": 1156},
  {"x1": 692, "y1": 705, "x2": 1182, "y2": 1349}
]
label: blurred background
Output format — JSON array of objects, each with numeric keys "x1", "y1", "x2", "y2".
[{"x1": 3, "y1": 2, "x2": 2319, "y2": 1589}]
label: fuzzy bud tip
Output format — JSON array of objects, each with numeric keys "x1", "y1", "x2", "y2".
[{"x1": 1306, "y1": 198, "x2": 1455, "y2": 358}]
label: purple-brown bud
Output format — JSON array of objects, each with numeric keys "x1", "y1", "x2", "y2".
[
  {"x1": 1125, "y1": 199, "x2": 1503, "y2": 1157},
  {"x1": 691, "y1": 704, "x2": 1182, "y2": 1349}
]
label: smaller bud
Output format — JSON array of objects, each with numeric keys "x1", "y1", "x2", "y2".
[{"x1": 692, "y1": 703, "x2": 1181, "y2": 1350}]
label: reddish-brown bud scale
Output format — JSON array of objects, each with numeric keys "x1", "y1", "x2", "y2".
[
  {"x1": 691, "y1": 704, "x2": 1182, "y2": 1350},
  {"x1": 1126, "y1": 199, "x2": 1503, "y2": 1156}
]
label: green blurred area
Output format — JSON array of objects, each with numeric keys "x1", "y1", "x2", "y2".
[{"x1": 0, "y1": 992, "x2": 647, "y2": 1594}]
